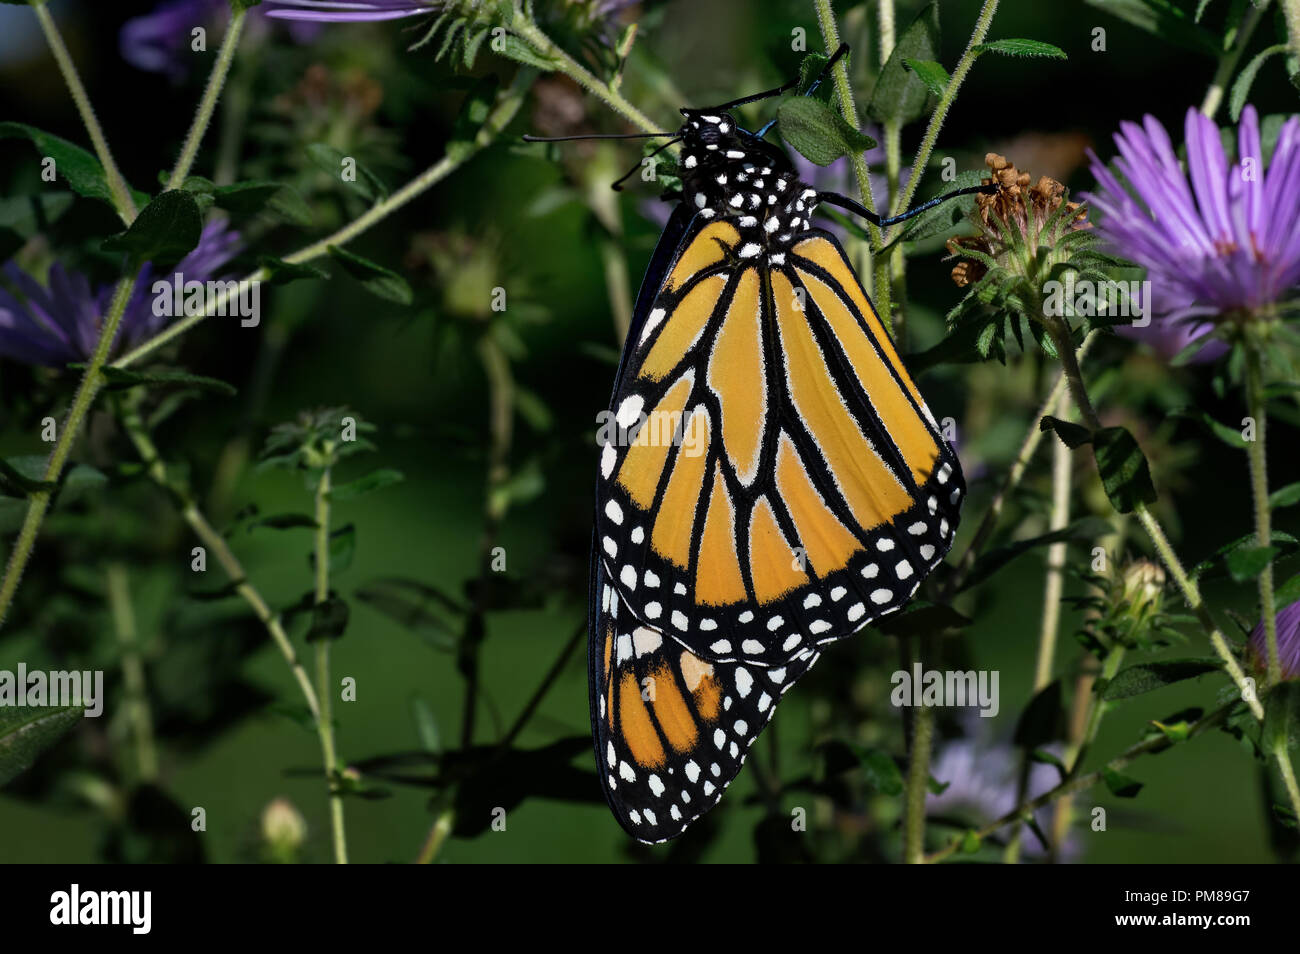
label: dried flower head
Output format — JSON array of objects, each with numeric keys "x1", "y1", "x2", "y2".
[{"x1": 946, "y1": 153, "x2": 1089, "y2": 287}]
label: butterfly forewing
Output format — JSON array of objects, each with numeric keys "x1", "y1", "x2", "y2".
[{"x1": 594, "y1": 223, "x2": 964, "y2": 669}]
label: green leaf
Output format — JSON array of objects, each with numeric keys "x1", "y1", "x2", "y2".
[
  {"x1": 306, "y1": 594, "x2": 350, "y2": 643},
  {"x1": 327, "y1": 246, "x2": 413, "y2": 305},
  {"x1": 902, "y1": 58, "x2": 950, "y2": 97},
  {"x1": 960, "y1": 829, "x2": 981, "y2": 853},
  {"x1": 1014, "y1": 679, "x2": 1063, "y2": 750},
  {"x1": 1081, "y1": 0, "x2": 1220, "y2": 57},
  {"x1": 796, "y1": 52, "x2": 834, "y2": 101},
  {"x1": 1225, "y1": 545, "x2": 1279, "y2": 582},
  {"x1": 448, "y1": 76, "x2": 500, "y2": 162},
  {"x1": 1101, "y1": 658, "x2": 1223, "y2": 701},
  {"x1": 857, "y1": 747, "x2": 904, "y2": 796},
  {"x1": 247, "y1": 513, "x2": 318, "y2": 532},
  {"x1": 1269, "y1": 481, "x2": 1300, "y2": 509},
  {"x1": 98, "y1": 366, "x2": 236, "y2": 396},
  {"x1": 101, "y1": 190, "x2": 203, "y2": 265},
  {"x1": 330, "y1": 468, "x2": 405, "y2": 502},
  {"x1": 323, "y1": 523, "x2": 355, "y2": 573},
  {"x1": 1263, "y1": 683, "x2": 1300, "y2": 756},
  {"x1": 0, "y1": 122, "x2": 146, "y2": 211},
  {"x1": 973, "y1": 38, "x2": 1068, "y2": 59},
  {"x1": 959, "y1": 516, "x2": 1112, "y2": 592},
  {"x1": 777, "y1": 96, "x2": 877, "y2": 167},
  {"x1": 305, "y1": 144, "x2": 389, "y2": 202},
  {"x1": 1092, "y1": 426, "x2": 1158, "y2": 514},
  {"x1": 1102, "y1": 767, "x2": 1143, "y2": 798},
  {"x1": 1039, "y1": 414, "x2": 1093, "y2": 449},
  {"x1": 259, "y1": 256, "x2": 330, "y2": 286},
  {"x1": 1275, "y1": 572, "x2": 1300, "y2": 606},
  {"x1": 866, "y1": 2, "x2": 940, "y2": 125},
  {"x1": 0, "y1": 704, "x2": 83, "y2": 787},
  {"x1": 213, "y1": 180, "x2": 313, "y2": 226},
  {"x1": 1229, "y1": 44, "x2": 1287, "y2": 122}
]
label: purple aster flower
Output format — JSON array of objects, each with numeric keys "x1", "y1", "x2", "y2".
[
  {"x1": 262, "y1": 1, "x2": 437, "y2": 21},
  {"x1": 928, "y1": 730, "x2": 1080, "y2": 860},
  {"x1": 121, "y1": 0, "x2": 322, "y2": 78},
  {"x1": 1249, "y1": 600, "x2": 1300, "y2": 680},
  {"x1": 0, "y1": 222, "x2": 241, "y2": 368},
  {"x1": 1084, "y1": 106, "x2": 1300, "y2": 361}
]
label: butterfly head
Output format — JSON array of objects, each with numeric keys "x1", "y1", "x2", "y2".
[{"x1": 676, "y1": 109, "x2": 818, "y2": 255}]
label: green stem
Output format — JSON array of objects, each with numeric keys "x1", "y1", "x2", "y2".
[
  {"x1": 1035, "y1": 392, "x2": 1073, "y2": 690},
  {"x1": 119, "y1": 396, "x2": 321, "y2": 722},
  {"x1": 511, "y1": 16, "x2": 661, "y2": 136},
  {"x1": 1244, "y1": 343, "x2": 1281, "y2": 685},
  {"x1": 1045, "y1": 320, "x2": 1266, "y2": 719},
  {"x1": 166, "y1": 7, "x2": 247, "y2": 190},
  {"x1": 927, "y1": 701, "x2": 1234, "y2": 863},
  {"x1": 32, "y1": 3, "x2": 137, "y2": 223},
  {"x1": 313, "y1": 459, "x2": 348, "y2": 865},
  {"x1": 814, "y1": 0, "x2": 885, "y2": 322},
  {"x1": 106, "y1": 562, "x2": 158, "y2": 784},
  {"x1": 946, "y1": 330, "x2": 1100, "y2": 597},
  {"x1": 888, "y1": 0, "x2": 999, "y2": 229},
  {"x1": 1200, "y1": 0, "x2": 1272, "y2": 119},
  {"x1": 112, "y1": 73, "x2": 530, "y2": 371},
  {"x1": 414, "y1": 807, "x2": 455, "y2": 864},
  {"x1": 902, "y1": 635, "x2": 936, "y2": 863},
  {"x1": 0, "y1": 274, "x2": 136, "y2": 629}
]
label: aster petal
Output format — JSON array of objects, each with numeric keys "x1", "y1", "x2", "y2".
[{"x1": 1184, "y1": 107, "x2": 1234, "y2": 249}]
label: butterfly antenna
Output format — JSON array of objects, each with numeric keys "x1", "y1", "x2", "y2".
[
  {"x1": 819, "y1": 182, "x2": 996, "y2": 229},
  {"x1": 611, "y1": 136, "x2": 683, "y2": 192},
  {"x1": 522, "y1": 131, "x2": 679, "y2": 142}
]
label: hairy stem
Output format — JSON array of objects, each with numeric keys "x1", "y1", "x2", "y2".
[
  {"x1": 313, "y1": 459, "x2": 348, "y2": 864},
  {"x1": 814, "y1": 0, "x2": 885, "y2": 322},
  {"x1": 1244, "y1": 343, "x2": 1280, "y2": 685},
  {"x1": 119, "y1": 397, "x2": 321, "y2": 722},
  {"x1": 33, "y1": 3, "x2": 137, "y2": 222},
  {"x1": 1200, "y1": 0, "x2": 1272, "y2": 119},
  {"x1": 0, "y1": 274, "x2": 136, "y2": 629},
  {"x1": 927, "y1": 701, "x2": 1233, "y2": 863},
  {"x1": 106, "y1": 562, "x2": 158, "y2": 784},
  {"x1": 167, "y1": 6, "x2": 247, "y2": 190},
  {"x1": 112, "y1": 73, "x2": 529, "y2": 371},
  {"x1": 902, "y1": 635, "x2": 936, "y2": 863},
  {"x1": 1035, "y1": 393, "x2": 1073, "y2": 689},
  {"x1": 888, "y1": 0, "x2": 999, "y2": 228}
]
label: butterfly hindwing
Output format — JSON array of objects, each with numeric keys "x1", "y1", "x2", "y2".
[
  {"x1": 588, "y1": 555, "x2": 820, "y2": 843},
  {"x1": 594, "y1": 224, "x2": 963, "y2": 669}
]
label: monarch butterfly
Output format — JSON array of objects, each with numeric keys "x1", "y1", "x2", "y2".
[{"x1": 535, "y1": 45, "x2": 986, "y2": 843}]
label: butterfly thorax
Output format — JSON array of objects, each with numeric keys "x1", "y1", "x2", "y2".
[{"x1": 676, "y1": 109, "x2": 819, "y2": 263}]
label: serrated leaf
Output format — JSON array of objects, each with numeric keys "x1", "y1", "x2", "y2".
[
  {"x1": 327, "y1": 246, "x2": 413, "y2": 305},
  {"x1": 0, "y1": 704, "x2": 83, "y2": 787},
  {"x1": 866, "y1": 2, "x2": 940, "y2": 125},
  {"x1": 973, "y1": 38, "x2": 1067, "y2": 59},
  {"x1": 330, "y1": 468, "x2": 404, "y2": 502},
  {"x1": 1101, "y1": 658, "x2": 1223, "y2": 701},
  {"x1": 777, "y1": 96, "x2": 877, "y2": 167},
  {"x1": 101, "y1": 190, "x2": 203, "y2": 265}
]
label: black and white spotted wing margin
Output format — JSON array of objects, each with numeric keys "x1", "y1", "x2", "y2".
[{"x1": 589, "y1": 557, "x2": 819, "y2": 843}]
